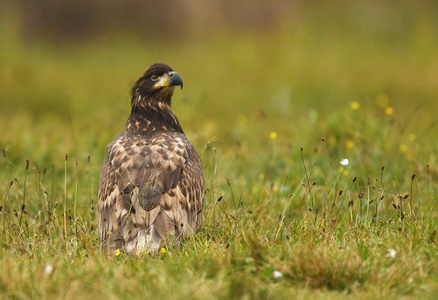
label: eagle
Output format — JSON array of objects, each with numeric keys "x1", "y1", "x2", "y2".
[{"x1": 98, "y1": 63, "x2": 204, "y2": 254}]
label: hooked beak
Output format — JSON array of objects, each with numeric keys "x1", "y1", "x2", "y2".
[
  {"x1": 168, "y1": 71, "x2": 183, "y2": 89},
  {"x1": 153, "y1": 71, "x2": 184, "y2": 90}
]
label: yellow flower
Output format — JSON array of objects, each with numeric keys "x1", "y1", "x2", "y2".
[
  {"x1": 351, "y1": 101, "x2": 360, "y2": 110},
  {"x1": 385, "y1": 107, "x2": 394, "y2": 115},
  {"x1": 375, "y1": 93, "x2": 389, "y2": 108},
  {"x1": 339, "y1": 167, "x2": 349, "y2": 175},
  {"x1": 259, "y1": 173, "x2": 265, "y2": 180},
  {"x1": 115, "y1": 249, "x2": 121, "y2": 256},
  {"x1": 269, "y1": 132, "x2": 277, "y2": 140},
  {"x1": 399, "y1": 144, "x2": 408, "y2": 153},
  {"x1": 160, "y1": 247, "x2": 167, "y2": 254},
  {"x1": 408, "y1": 133, "x2": 416, "y2": 141},
  {"x1": 346, "y1": 140, "x2": 354, "y2": 149}
]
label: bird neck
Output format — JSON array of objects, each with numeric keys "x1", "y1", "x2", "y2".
[{"x1": 125, "y1": 96, "x2": 184, "y2": 136}]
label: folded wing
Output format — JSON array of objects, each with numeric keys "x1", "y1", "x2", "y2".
[{"x1": 98, "y1": 131, "x2": 204, "y2": 253}]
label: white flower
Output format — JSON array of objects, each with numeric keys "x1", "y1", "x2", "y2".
[
  {"x1": 45, "y1": 265, "x2": 53, "y2": 275},
  {"x1": 272, "y1": 270, "x2": 283, "y2": 278},
  {"x1": 388, "y1": 249, "x2": 396, "y2": 258},
  {"x1": 340, "y1": 159, "x2": 349, "y2": 166}
]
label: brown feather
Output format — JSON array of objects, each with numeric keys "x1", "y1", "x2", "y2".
[{"x1": 98, "y1": 63, "x2": 203, "y2": 254}]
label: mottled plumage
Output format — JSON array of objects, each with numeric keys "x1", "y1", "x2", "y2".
[{"x1": 98, "y1": 63, "x2": 203, "y2": 254}]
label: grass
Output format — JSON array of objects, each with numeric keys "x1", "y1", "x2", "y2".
[{"x1": 1, "y1": 3, "x2": 438, "y2": 299}]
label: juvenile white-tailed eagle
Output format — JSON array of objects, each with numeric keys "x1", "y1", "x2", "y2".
[{"x1": 98, "y1": 63, "x2": 204, "y2": 254}]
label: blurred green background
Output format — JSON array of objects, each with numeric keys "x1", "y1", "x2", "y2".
[
  {"x1": 1, "y1": 0, "x2": 437, "y2": 204},
  {"x1": 1, "y1": 2, "x2": 438, "y2": 297}
]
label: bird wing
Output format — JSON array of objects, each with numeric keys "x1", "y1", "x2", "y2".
[{"x1": 98, "y1": 131, "x2": 203, "y2": 251}]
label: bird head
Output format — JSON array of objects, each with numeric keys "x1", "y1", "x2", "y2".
[{"x1": 131, "y1": 62, "x2": 183, "y2": 106}]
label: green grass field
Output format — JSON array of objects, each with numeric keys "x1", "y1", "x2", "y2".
[{"x1": 1, "y1": 3, "x2": 438, "y2": 299}]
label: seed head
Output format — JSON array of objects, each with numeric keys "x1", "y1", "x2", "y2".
[
  {"x1": 45, "y1": 265, "x2": 53, "y2": 275},
  {"x1": 388, "y1": 249, "x2": 396, "y2": 258}
]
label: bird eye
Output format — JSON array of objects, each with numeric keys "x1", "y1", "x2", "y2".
[{"x1": 151, "y1": 75, "x2": 159, "y2": 81}]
